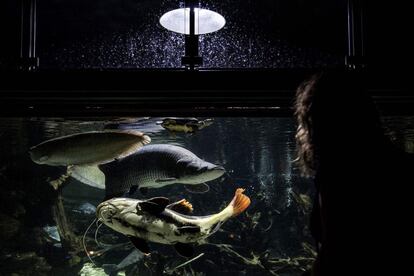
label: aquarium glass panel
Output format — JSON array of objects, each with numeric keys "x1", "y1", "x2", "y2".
[{"x1": 0, "y1": 117, "x2": 316, "y2": 275}]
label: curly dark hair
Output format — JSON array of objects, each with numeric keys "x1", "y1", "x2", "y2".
[{"x1": 294, "y1": 73, "x2": 322, "y2": 177}]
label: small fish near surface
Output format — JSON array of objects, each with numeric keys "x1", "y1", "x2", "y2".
[
  {"x1": 156, "y1": 117, "x2": 214, "y2": 134},
  {"x1": 99, "y1": 144, "x2": 225, "y2": 198},
  {"x1": 29, "y1": 130, "x2": 151, "y2": 189},
  {"x1": 96, "y1": 188, "x2": 251, "y2": 257}
]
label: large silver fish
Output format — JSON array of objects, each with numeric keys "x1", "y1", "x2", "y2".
[
  {"x1": 29, "y1": 130, "x2": 150, "y2": 189},
  {"x1": 99, "y1": 144, "x2": 225, "y2": 198},
  {"x1": 29, "y1": 130, "x2": 151, "y2": 166},
  {"x1": 96, "y1": 188, "x2": 250, "y2": 257}
]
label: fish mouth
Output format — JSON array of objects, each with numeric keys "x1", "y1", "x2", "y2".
[
  {"x1": 96, "y1": 202, "x2": 116, "y2": 221},
  {"x1": 29, "y1": 153, "x2": 43, "y2": 164},
  {"x1": 203, "y1": 165, "x2": 225, "y2": 180},
  {"x1": 96, "y1": 202, "x2": 106, "y2": 219},
  {"x1": 212, "y1": 165, "x2": 225, "y2": 172},
  {"x1": 28, "y1": 149, "x2": 37, "y2": 161},
  {"x1": 209, "y1": 165, "x2": 225, "y2": 175},
  {"x1": 96, "y1": 199, "x2": 130, "y2": 222}
]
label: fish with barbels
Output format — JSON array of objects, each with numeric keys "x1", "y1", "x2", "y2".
[
  {"x1": 29, "y1": 130, "x2": 151, "y2": 189},
  {"x1": 156, "y1": 117, "x2": 214, "y2": 134},
  {"x1": 96, "y1": 188, "x2": 250, "y2": 257},
  {"x1": 98, "y1": 144, "x2": 225, "y2": 198}
]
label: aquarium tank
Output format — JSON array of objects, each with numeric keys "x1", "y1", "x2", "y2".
[
  {"x1": 1, "y1": 0, "x2": 412, "y2": 275},
  {"x1": 0, "y1": 116, "x2": 316, "y2": 275}
]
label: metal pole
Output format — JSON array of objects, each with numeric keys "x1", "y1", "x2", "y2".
[
  {"x1": 182, "y1": 0, "x2": 203, "y2": 70},
  {"x1": 19, "y1": 0, "x2": 39, "y2": 71},
  {"x1": 346, "y1": 0, "x2": 366, "y2": 70}
]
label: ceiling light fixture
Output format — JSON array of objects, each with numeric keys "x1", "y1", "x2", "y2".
[
  {"x1": 160, "y1": 8, "x2": 225, "y2": 35},
  {"x1": 159, "y1": 1, "x2": 226, "y2": 70}
]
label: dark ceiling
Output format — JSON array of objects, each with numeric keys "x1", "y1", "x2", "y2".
[
  {"x1": 0, "y1": 1, "x2": 412, "y2": 116},
  {"x1": 0, "y1": 0, "x2": 411, "y2": 71},
  {"x1": 2, "y1": 0, "x2": 348, "y2": 69}
]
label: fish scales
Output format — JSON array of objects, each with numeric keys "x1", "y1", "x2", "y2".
[{"x1": 100, "y1": 144, "x2": 214, "y2": 198}]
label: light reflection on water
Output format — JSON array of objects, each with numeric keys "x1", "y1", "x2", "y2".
[{"x1": 0, "y1": 117, "x2": 315, "y2": 275}]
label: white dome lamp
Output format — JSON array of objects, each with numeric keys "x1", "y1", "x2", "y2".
[{"x1": 160, "y1": 0, "x2": 226, "y2": 70}]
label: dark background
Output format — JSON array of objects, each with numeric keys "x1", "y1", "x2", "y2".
[
  {"x1": 0, "y1": 1, "x2": 412, "y2": 117},
  {"x1": 0, "y1": 0, "x2": 411, "y2": 70},
  {"x1": 1, "y1": 0, "x2": 348, "y2": 69}
]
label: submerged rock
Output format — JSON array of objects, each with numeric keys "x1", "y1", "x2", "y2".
[
  {"x1": 79, "y1": 263, "x2": 108, "y2": 276},
  {"x1": 43, "y1": 225, "x2": 61, "y2": 242}
]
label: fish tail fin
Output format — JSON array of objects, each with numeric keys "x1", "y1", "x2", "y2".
[
  {"x1": 229, "y1": 188, "x2": 251, "y2": 217},
  {"x1": 206, "y1": 188, "x2": 251, "y2": 227}
]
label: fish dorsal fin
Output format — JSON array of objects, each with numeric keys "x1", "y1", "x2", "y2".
[
  {"x1": 138, "y1": 197, "x2": 170, "y2": 214},
  {"x1": 174, "y1": 242, "x2": 194, "y2": 258},
  {"x1": 184, "y1": 183, "x2": 210, "y2": 194},
  {"x1": 128, "y1": 236, "x2": 150, "y2": 254},
  {"x1": 167, "y1": 199, "x2": 193, "y2": 214}
]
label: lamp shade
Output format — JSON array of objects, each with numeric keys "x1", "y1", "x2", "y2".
[{"x1": 160, "y1": 8, "x2": 225, "y2": 35}]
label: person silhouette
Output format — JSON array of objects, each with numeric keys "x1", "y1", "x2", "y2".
[{"x1": 294, "y1": 71, "x2": 414, "y2": 275}]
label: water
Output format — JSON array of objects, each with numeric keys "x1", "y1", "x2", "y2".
[
  {"x1": 382, "y1": 116, "x2": 414, "y2": 154},
  {"x1": 0, "y1": 117, "x2": 315, "y2": 275}
]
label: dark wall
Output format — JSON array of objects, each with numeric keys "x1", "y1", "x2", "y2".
[
  {"x1": 0, "y1": 1, "x2": 21, "y2": 70},
  {"x1": 367, "y1": 2, "x2": 413, "y2": 71}
]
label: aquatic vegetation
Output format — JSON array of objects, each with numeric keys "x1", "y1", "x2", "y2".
[{"x1": 163, "y1": 253, "x2": 205, "y2": 275}]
